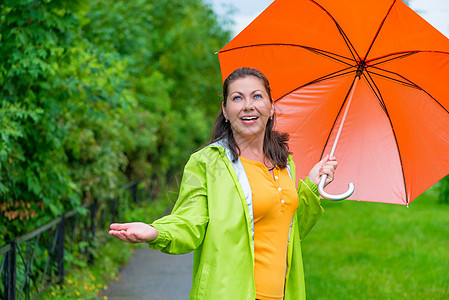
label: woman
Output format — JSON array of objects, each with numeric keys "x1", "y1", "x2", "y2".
[{"x1": 109, "y1": 67, "x2": 337, "y2": 300}]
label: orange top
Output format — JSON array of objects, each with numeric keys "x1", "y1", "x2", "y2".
[{"x1": 240, "y1": 157, "x2": 299, "y2": 300}]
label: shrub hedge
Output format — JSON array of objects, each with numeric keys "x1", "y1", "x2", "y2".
[{"x1": 0, "y1": 0, "x2": 230, "y2": 242}]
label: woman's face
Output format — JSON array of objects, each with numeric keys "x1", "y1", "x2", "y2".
[{"x1": 222, "y1": 76, "x2": 274, "y2": 143}]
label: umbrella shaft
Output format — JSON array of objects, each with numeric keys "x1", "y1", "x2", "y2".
[{"x1": 329, "y1": 75, "x2": 360, "y2": 157}]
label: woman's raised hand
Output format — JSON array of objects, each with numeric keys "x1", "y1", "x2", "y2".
[
  {"x1": 308, "y1": 155, "x2": 338, "y2": 187},
  {"x1": 109, "y1": 222, "x2": 158, "y2": 244}
]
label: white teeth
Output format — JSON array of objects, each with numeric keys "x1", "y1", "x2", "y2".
[{"x1": 242, "y1": 117, "x2": 257, "y2": 120}]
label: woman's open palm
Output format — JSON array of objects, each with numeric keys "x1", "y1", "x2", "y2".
[{"x1": 109, "y1": 222, "x2": 158, "y2": 244}]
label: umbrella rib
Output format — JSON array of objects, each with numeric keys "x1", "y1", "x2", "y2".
[
  {"x1": 302, "y1": 46, "x2": 354, "y2": 66},
  {"x1": 310, "y1": 0, "x2": 361, "y2": 62},
  {"x1": 362, "y1": 72, "x2": 410, "y2": 205},
  {"x1": 304, "y1": 68, "x2": 355, "y2": 87},
  {"x1": 273, "y1": 66, "x2": 356, "y2": 103},
  {"x1": 363, "y1": 0, "x2": 397, "y2": 61},
  {"x1": 368, "y1": 51, "x2": 418, "y2": 66},
  {"x1": 366, "y1": 70, "x2": 418, "y2": 89},
  {"x1": 218, "y1": 43, "x2": 354, "y2": 63},
  {"x1": 370, "y1": 66, "x2": 422, "y2": 91},
  {"x1": 369, "y1": 50, "x2": 449, "y2": 66},
  {"x1": 363, "y1": 71, "x2": 388, "y2": 113},
  {"x1": 334, "y1": 23, "x2": 360, "y2": 62},
  {"x1": 371, "y1": 66, "x2": 449, "y2": 116}
]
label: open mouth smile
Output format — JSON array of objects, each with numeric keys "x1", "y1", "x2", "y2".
[{"x1": 241, "y1": 116, "x2": 259, "y2": 124}]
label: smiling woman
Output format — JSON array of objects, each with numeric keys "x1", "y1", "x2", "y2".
[
  {"x1": 215, "y1": 68, "x2": 283, "y2": 168},
  {"x1": 109, "y1": 67, "x2": 338, "y2": 300},
  {"x1": 222, "y1": 75, "x2": 274, "y2": 141}
]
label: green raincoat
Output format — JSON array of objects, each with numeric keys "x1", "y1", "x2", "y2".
[{"x1": 148, "y1": 141, "x2": 323, "y2": 299}]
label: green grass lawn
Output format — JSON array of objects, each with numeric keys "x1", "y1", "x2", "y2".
[{"x1": 303, "y1": 187, "x2": 449, "y2": 300}]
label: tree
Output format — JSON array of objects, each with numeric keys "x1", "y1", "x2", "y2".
[{"x1": 0, "y1": 0, "x2": 231, "y2": 242}]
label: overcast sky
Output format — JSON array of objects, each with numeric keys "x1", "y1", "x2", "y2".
[{"x1": 207, "y1": 0, "x2": 449, "y2": 39}]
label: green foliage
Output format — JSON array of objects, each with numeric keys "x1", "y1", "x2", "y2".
[
  {"x1": 0, "y1": 0, "x2": 230, "y2": 243},
  {"x1": 82, "y1": 0, "x2": 228, "y2": 181},
  {"x1": 0, "y1": 1, "x2": 228, "y2": 293},
  {"x1": 1, "y1": 0, "x2": 85, "y2": 239}
]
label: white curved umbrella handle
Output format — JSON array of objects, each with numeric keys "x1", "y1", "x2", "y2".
[{"x1": 318, "y1": 174, "x2": 354, "y2": 201}]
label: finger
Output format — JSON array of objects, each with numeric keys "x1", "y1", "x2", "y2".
[
  {"x1": 321, "y1": 163, "x2": 334, "y2": 171},
  {"x1": 320, "y1": 164, "x2": 332, "y2": 173},
  {"x1": 325, "y1": 159, "x2": 338, "y2": 165},
  {"x1": 323, "y1": 161, "x2": 338, "y2": 171},
  {"x1": 319, "y1": 154, "x2": 330, "y2": 165},
  {"x1": 322, "y1": 168, "x2": 334, "y2": 178},
  {"x1": 323, "y1": 158, "x2": 337, "y2": 165},
  {"x1": 110, "y1": 223, "x2": 130, "y2": 230},
  {"x1": 109, "y1": 230, "x2": 128, "y2": 238},
  {"x1": 128, "y1": 233, "x2": 142, "y2": 244},
  {"x1": 121, "y1": 232, "x2": 142, "y2": 244},
  {"x1": 322, "y1": 166, "x2": 335, "y2": 175},
  {"x1": 109, "y1": 231, "x2": 131, "y2": 242},
  {"x1": 114, "y1": 231, "x2": 140, "y2": 244}
]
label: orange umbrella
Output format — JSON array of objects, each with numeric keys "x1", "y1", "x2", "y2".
[{"x1": 218, "y1": 0, "x2": 449, "y2": 205}]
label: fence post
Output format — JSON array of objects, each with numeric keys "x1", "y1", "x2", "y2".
[
  {"x1": 5, "y1": 241, "x2": 16, "y2": 300},
  {"x1": 56, "y1": 216, "x2": 65, "y2": 286}
]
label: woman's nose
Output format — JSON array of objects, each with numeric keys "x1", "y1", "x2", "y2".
[{"x1": 243, "y1": 98, "x2": 255, "y2": 110}]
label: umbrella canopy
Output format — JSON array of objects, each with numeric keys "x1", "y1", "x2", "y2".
[{"x1": 217, "y1": 0, "x2": 449, "y2": 205}]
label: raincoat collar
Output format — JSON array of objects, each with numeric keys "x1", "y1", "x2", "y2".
[{"x1": 209, "y1": 139, "x2": 294, "y2": 238}]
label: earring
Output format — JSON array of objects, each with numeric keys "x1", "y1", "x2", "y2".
[
  {"x1": 225, "y1": 119, "x2": 228, "y2": 123},
  {"x1": 270, "y1": 115, "x2": 273, "y2": 120}
]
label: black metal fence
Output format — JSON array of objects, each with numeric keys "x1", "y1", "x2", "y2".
[{"x1": 0, "y1": 184, "x2": 137, "y2": 300}]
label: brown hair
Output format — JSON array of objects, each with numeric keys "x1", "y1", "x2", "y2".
[{"x1": 210, "y1": 67, "x2": 290, "y2": 168}]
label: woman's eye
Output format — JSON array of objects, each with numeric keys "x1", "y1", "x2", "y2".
[
  {"x1": 254, "y1": 94, "x2": 262, "y2": 99},
  {"x1": 233, "y1": 96, "x2": 241, "y2": 101}
]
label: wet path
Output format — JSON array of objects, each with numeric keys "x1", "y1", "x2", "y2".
[{"x1": 102, "y1": 246, "x2": 193, "y2": 299}]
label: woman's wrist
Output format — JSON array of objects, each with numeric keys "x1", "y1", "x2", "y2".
[{"x1": 147, "y1": 225, "x2": 159, "y2": 242}]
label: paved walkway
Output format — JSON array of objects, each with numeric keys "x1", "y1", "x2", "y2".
[{"x1": 102, "y1": 246, "x2": 193, "y2": 299}]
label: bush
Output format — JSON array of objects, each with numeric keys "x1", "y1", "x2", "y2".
[{"x1": 0, "y1": 0, "x2": 230, "y2": 243}]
